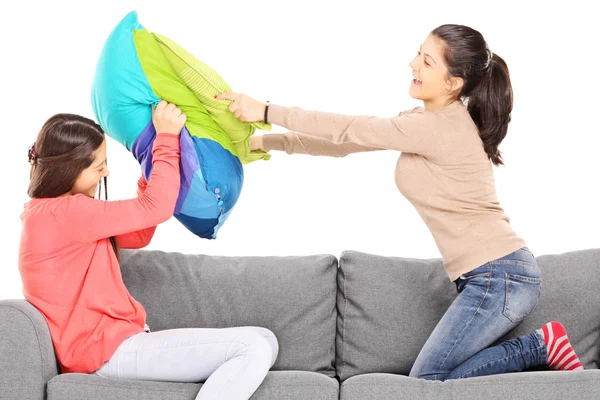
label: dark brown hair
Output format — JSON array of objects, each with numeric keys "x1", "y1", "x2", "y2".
[
  {"x1": 28, "y1": 114, "x2": 120, "y2": 261},
  {"x1": 432, "y1": 24, "x2": 513, "y2": 166}
]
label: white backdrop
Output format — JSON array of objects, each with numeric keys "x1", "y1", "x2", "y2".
[{"x1": 1, "y1": 0, "x2": 598, "y2": 300}]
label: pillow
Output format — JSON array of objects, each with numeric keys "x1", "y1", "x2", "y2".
[{"x1": 91, "y1": 10, "x2": 268, "y2": 239}]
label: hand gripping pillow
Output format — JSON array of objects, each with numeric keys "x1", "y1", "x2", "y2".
[{"x1": 91, "y1": 11, "x2": 270, "y2": 239}]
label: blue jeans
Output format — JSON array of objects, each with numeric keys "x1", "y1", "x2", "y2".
[{"x1": 409, "y1": 247, "x2": 548, "y2": 381}]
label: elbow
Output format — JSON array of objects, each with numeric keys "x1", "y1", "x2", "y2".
[
  {"x1": 159, "y1": 191, "x2": 180, "y2": 222},
  {"x1": 142, "y1": 199, "x2": 176, "y2": 226},
  {"x1": 154, "y1": 205, "x2": 175, "y2": 225}
]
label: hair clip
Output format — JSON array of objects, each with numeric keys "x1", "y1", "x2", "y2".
[{"x1": 28, "y1": 143, "x2": 38, "y2": 165}]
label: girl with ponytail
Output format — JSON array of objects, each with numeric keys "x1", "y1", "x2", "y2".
[{"x1": 214, "y1": 24, "x2": 583, "y2": 380}]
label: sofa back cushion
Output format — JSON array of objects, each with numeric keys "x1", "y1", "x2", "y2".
[
  {"x1": 336, "y1": 249, "x2": 600, "y2": 381},
  {"x1": 120, "y1": 250, "x2": 338, "y2": 377}
]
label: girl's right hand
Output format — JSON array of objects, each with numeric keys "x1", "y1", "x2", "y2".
[{"x1": 152, "y1": 100, "x2": 187, "y2": 136}]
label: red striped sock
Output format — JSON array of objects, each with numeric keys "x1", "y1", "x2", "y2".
[{"x1": 541, "y1": 322, "x2": 584, "y2": 371}]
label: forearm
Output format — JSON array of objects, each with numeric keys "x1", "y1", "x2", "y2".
[
  {"x1": 267, "y1": 104, "x2": 438, "y2": 155},
  {"x1": 263, "y1": 132, "x2": 382, "y2": 157}
]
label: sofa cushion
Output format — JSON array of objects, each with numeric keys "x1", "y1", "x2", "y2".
[
  {"x1": 48, "y1": 373, "x2": 197, "y2": 400},
  {"x1": 336, "y1": 248, "x2": 600, "y2": 381},
  {"x1": 339, "y1": 371, "x2": 600, "y2": 400},
  {"x1": 48, "y1": 371, "x2": 339, "y2": 400},
  {"x1": 120, "y1": 250, "x2": 338, "y2": 377},
  {"x1": 0, "y1": 300, "x2": 59, "y2": 400},
  {"x1": 336, "y1": 251, "x2": 454, "y2": 380}
]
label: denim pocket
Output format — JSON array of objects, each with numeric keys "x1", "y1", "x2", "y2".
[
  {"x1": 503, "y1": 273, "x2": 541, "y2": 323},
  {"x1": 456, "y1": 263, "x2": 491, "y2": 293}
]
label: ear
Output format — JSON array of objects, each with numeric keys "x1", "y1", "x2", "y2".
[{"x1": 448, "y1": 76, "x2": 464, "y2": 93}]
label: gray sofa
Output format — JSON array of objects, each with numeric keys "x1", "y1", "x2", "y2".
[{"x1": 2, "y1": 248, "x2": 599, "y2": 400}]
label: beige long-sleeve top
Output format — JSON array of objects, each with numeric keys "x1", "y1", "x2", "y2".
[{"x1": 263, "y1": 100, "x2": 526, "y2": 281}]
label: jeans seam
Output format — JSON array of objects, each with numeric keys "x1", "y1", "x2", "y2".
[
  {"x1": 341, "y1": 267, "x2": 348, "y2": 370},
  {"x1": 455, "y1": 343, "x2": 545, "y2": 379},
  {"x1": 135, "y1": 343, "x2": 139, "y2": 380},
  {"x1": 438, "y1": 263, "x2": 492, "y2": 372},
  {"x1": 212, "y1": 343, "x2": 248, "y2": 399},
  {"x1": 493, "y1": 259, "x2": 538, "y2": 268},
  {"x1": 503, "y1": 273, "x2": 515, "y2": 323},
  {"x1": 475, "y1": 263, "x2": 492, "y2": 313},
  {"x1": 120, "y1": 340, "x2": 251, "y2": 353},
  {"x1": 117, "y1": 341, "x2": 122, "y2": 379},
  {"x1": 505, "y1": 273, "x2": 541, "y2": 284}
]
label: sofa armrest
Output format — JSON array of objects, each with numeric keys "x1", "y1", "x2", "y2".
[{"x1": 0, "y1": 299, "x2": 59, "y2": 400}]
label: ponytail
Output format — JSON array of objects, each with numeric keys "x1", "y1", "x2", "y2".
[{"x1": 466, "y1": 53, "x2": 513, "y2": 166}]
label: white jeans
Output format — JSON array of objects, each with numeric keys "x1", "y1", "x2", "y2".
[{"x1": 93, "y1": 326, "x2": 279, "y2": 400}]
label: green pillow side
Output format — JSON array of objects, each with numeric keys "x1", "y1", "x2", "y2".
[
  {"x1": 152, "y1": 32, "x2": 271, "y2": 163},
  {"x1": 133, "y1": 28, "x2": 238, "y2": 156}
]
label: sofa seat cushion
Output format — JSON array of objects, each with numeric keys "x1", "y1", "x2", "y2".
[
  {"x1": 48, "y1": 371, "x2": 340, "y2": 400},
  {"x1": 340, "y1": 370, "x2": 600, "y2": 400}
]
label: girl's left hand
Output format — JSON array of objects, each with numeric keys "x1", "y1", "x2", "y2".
[
  {"x1": 250, "y1": 135, "x2": 265, "y2": 152},
  {"x1": 214, "y1": 92, "x2": 266, "y2": 122}
]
